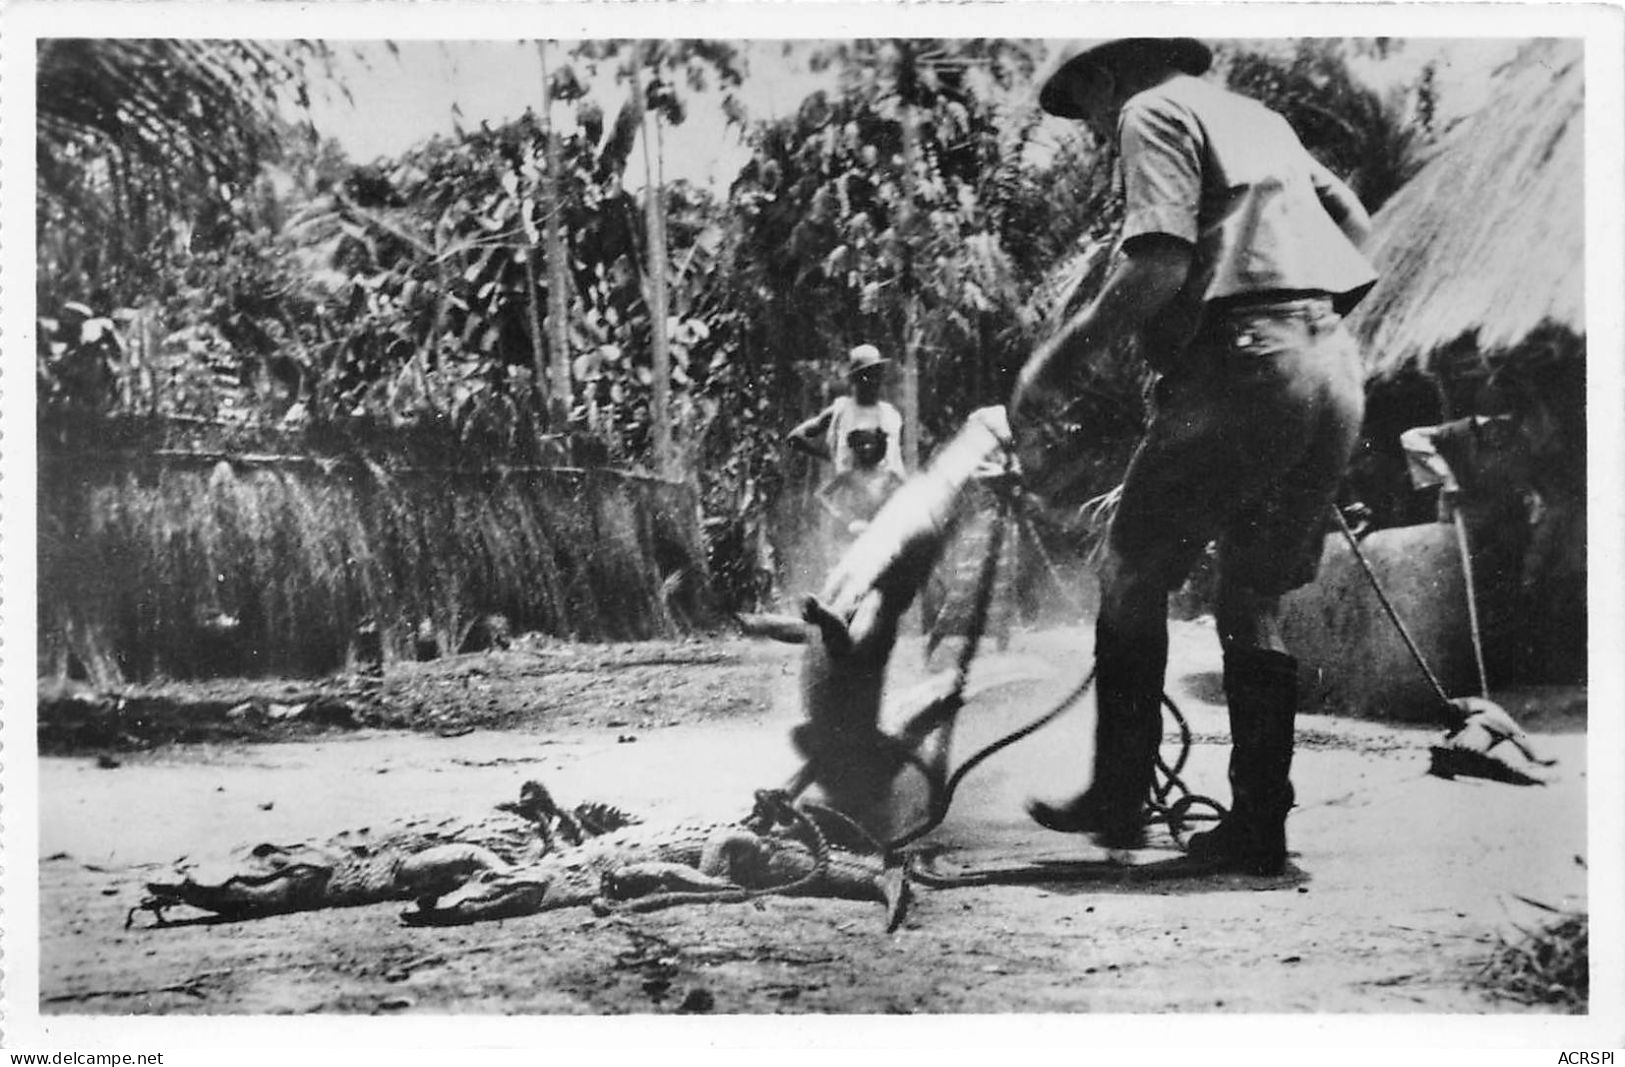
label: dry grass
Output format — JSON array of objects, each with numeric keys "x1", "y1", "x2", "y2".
[
  {"x1": 1477, "y1": 900, "x2": 1588, "y2": 1011},
  {"x1": 40, "y1": 454, "x2": 712, "y2": 682},
  {"x1": 1349, "y1": 39, "x2": 1584, "y2": 378}
]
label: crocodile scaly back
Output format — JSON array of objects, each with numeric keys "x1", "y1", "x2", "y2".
[{"x1": 132, "y1": 780, "x2": 635, "y2": 926}]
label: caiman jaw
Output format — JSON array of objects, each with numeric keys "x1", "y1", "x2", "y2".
[{"x1": 139, "y1": 864, "x2": 332, "y2": 922}]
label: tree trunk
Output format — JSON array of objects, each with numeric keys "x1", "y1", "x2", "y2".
[
  {"x1": 536, "y1": 41, "x2": 574, "y2": 428},
  {"x1": 521, "y1": 251, "x2": 546, "y2": 404},
  {"x1": 641, "y1": 100, "x2": 674, "y2": 478},
  {"x1": 895, "y1": 48, "x2": 922, "y2": 471}
]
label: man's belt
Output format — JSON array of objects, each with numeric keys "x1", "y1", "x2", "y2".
[{"x1": 1205, "y1": 288, "x2": 1334, "y2": 316}]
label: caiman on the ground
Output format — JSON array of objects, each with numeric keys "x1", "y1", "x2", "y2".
[
  {"x1": 401, "y1": 789, "x2": 909, "y2": 930},
  {"x1": 132, "y1": 780, "x2": 634, "y2": 925},
  {"x1": 135, "y1": 783, "x2": 907, "y2": 930}
]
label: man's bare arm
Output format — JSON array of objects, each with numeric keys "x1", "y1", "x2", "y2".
[
  {"x1": 1011, "y1": 236, "x2": 1192, "y2": 418},
  {"x1": 786, "y1": 408, "x2": 834, "y2": 459}
]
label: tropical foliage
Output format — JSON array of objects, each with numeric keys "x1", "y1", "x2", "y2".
[
  {"x1": 36, "y1": 40, "x2": 329, "y2": 310},
  {"x1": 38, "y1": 37, "x2": 1449, "y2": 620},
  {"x1": 1217, "y1": 38, "x2": 1436, "y2": 213}
]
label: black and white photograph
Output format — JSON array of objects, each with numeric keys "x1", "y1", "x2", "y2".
[{"x1": 3, "y1": 0, "x2": 1621, "y2": 1053}]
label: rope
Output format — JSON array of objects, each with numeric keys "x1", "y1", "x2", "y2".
[
  {"x1": 884, "y1": 468, "x2": 1226, "y2": 853},
  {"x1": 780, "y1": 449, "x2": 1229, "y2": 880},
  {"x1": 596, "y1": 790, "x2": 832, "y2": 915},
  {"x1": 1145, "y1": 695, "x2": 1226, "y2": 844},
  {"x1": 884, "y1": 475, "x2": 1017, "y2": 850},
  {"x1": 885, "y1": 668, "x2": 1096, "y2": 851}
]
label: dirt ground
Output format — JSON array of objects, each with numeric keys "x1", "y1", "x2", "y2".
[{"x1": 34, "y1": 620, "x2": 1591, "y2": 1022}]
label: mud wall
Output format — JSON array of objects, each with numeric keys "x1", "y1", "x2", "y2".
[{"x1": 1282, "y1": 523, "x2": 1477, "y2": 723}]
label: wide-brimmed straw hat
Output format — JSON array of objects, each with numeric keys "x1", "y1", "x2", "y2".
[
  {"x1": 1038, "y1": 38, "x2": 1213, "y2": 119},
  {"x1": 847, "y1": 344, "x2": 888, "y2": 376}
]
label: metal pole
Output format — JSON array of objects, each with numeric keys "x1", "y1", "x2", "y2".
[
  {"x1": 1329, "y1": 506, "x2": 1453, "y2": 706},
  {"x1": 1451, "y1": 509, "x2": 1493, "y2": 697}
]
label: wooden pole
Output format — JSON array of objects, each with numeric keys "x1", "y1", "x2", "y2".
[
  {"x1": 895, "y1": 44, "x2": 921, "y2": 471},
  {"x1": 640, "y1": 93, "x2": 674, "y2": 477},
  {"x1": 536, "y1": 41, "x2": 575, "y2": 427}
]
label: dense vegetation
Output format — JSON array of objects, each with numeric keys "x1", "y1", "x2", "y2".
[{"x1": 38, "y1": 38, "x2": 1442, "y2": 618}]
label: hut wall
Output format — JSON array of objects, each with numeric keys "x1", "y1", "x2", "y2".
[
  {"x1": 37, "y1": 417, "x2": 716, "y2": 684},
  {"x1": 1281, "y1": 524, "x2": 1479, "y2": 722}
]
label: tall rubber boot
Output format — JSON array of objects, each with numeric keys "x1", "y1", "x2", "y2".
[
  {"x1": 1028, "y1": 631, "x2": 1162, "y2": 848},
  {"x1": 1186, "y1": 647, "x2": 1299, "y2": 874}
]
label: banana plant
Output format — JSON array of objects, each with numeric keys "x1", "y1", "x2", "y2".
[{"x1": 566, "y1": 39, "x2": 745, "y2": 478}]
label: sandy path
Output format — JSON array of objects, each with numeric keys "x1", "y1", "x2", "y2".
[{"x1": 32, "y1": 622, "x2": 1589, "y2": 1022}]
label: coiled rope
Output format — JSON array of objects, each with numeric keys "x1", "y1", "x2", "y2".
[{"x1": 885, "y1": 477, "x2": 1225, "y2": 857}]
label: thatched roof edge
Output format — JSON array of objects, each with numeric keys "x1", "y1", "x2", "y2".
[{"x1": 1346, "y1": 39, "x2": 1585, "y2": 380}]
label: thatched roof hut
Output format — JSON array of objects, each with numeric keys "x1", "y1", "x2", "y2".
[
  {"x1": 1346, "y1": 38, "x2": 1584, "y2": 381},
  {"x1": 1339, "y1": 39, "x2": 1587, "y2": 688}
]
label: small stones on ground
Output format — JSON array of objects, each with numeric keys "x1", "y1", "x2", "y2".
[
  {"x1": 258, "y1": 801, "x2": 274, "y2": 811},
  {"x1": 616, "y1": 734, "x2": 638, "y2": 744},
  {"x1": 96, "y1": 754, "x2": 121, "y2": 769},
  {"x1": 379, "y1": 994, "x2": 415, "y2": 1011}
]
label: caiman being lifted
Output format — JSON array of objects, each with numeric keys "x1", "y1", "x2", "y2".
[{"x1": 790, "y1": 406, "x2": 1019, "y2": 843}]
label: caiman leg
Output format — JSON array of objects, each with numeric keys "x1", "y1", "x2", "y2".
[{"x1": 396, "y1": 844, "x2": 515, "y2": 909}]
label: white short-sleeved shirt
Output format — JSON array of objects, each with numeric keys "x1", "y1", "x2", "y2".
[{"x1": 824, "y1": 396, "x2": 906, "y2": 477}]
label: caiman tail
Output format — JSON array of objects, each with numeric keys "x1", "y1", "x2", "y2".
[{"x1": 793, "y1": 407, "x2": 1014, "y2": 842}]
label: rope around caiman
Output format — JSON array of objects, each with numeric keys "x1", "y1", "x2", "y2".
[{"x1": 590, "y1": 789, "x2": 834, "y2": 916}]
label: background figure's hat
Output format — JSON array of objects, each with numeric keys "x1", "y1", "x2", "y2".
[
  {"x1": 1038, "y1": 38, "x2": 1213, "y2": 118},
  {"x1": 847, "y1": 344, "x2": 888, "y2": 375}
]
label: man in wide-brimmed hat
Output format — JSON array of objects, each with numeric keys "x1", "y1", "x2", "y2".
[
  {"x1": 788, "y1": 344, "x2": 907, "y2": 479},
  {"x1": 1012, "y1": 38, "x2": 1378, "y2": 874}
]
